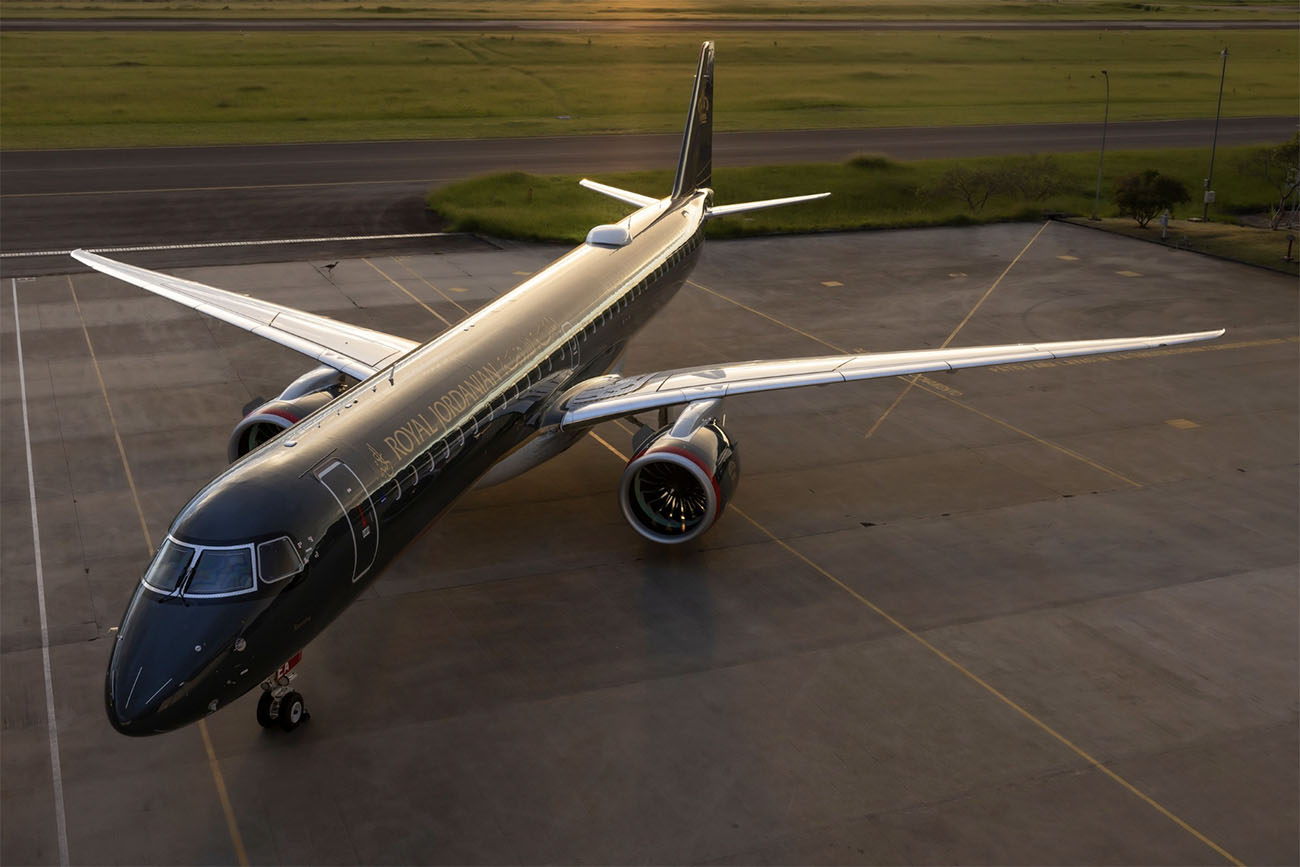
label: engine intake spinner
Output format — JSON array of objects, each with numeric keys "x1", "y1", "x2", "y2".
[{"x1": 619, "y1": 400, "x2": 739, "y2": 544}]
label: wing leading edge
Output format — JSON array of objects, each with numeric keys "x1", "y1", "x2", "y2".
[
  {"x1": 555, "y1": 329, "x2": 1225, "y2": 429},
  {"x1": 72, "y1": 250, "x2": 418, "y2": 380}
]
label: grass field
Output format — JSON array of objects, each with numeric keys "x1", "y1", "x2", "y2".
[
  {"x1": 427, "y1": 143, "x2": 1300, "y2": 276},
  {"x1": 3, "y1": 0, "x2": 1296, "y2": 21},
  {"x1": 1064, "y1": 216, "x2": 1300, "y2": 275},
  {"x1": 3, "y1": 29, "x2": 1295, "y2": 148}
]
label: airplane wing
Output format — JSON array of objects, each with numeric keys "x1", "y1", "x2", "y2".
[
  {"x1": 72, "y1": 250, "x2": 418, "y2": 381},
  {"x1": 555, "y1": 329, "x2": 1225, "y2": 429}
]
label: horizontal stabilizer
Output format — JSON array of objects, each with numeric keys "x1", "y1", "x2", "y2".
[
  {"x1": 707, "y1": 192, "x2": 830, "y2": 220},
  {"x1": 579, "y1": 178, "x2": 659, "y2": 209}
]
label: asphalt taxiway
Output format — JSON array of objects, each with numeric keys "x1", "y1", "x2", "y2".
[
  {"x1": 2, "y1": 222, "x2": 1296, "y2": 865},
  {"x1": 4, "y1": 117, "x2": 1296, "y2": 272}
]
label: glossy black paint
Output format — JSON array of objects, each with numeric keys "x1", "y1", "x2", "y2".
[
  {"x1": 106, "y1": 41, "x2": 720, "y2": 735},
  {"x1": 105, "y1": 197, "x2": 711, "y2": 735}
]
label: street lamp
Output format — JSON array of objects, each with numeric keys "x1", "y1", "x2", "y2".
[
  {"x1": 1202, "y1": 47, "x2": 1229, "y2": 221},
  {"x1": 1091, "y1": 69, "x2": 1110, "y2": 220}
]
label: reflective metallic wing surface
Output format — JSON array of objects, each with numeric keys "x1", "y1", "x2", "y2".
[
  {"x1": 554, "y1": 329, "x2": 1226, "y2": 428},
  {"x1": 72, "y1": 249, "x2": 418, "y2": 380}
]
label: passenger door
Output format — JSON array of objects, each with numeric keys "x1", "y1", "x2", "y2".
[{"x1": 314, "y1": 459, "x2": 379, "y2": 583}]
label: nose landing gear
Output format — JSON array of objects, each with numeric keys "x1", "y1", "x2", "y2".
[{"x1": 256, "y1": 651, "x2": 310, "y2": 732}]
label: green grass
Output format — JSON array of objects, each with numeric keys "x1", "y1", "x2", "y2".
[
  {"x1": 1066, "y1": 216, "x2": 1300, "y2": 275},
  {"x1": 427, "y1": 144, "x2": 1294, "y2": 271},
  {"x1": 4, "y1": 0, "x2": 1297, "y2": 20},
  {"x1": 3, "y1": 29, "x2": 1295, "y2": 148}
]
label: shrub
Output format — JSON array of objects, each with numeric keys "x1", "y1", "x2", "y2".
[
  {"x1": 845, "y1": 152, "x2": 895, "y2": 170},
  {"x1": 1235, "y1": 134, "x2": 1300, "y2": 230},
  {"x1": 1112, "y1": 169, "x2": 1191, "y2": 227}
]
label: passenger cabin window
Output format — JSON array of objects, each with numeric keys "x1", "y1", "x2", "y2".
[
  {"x1": 188, "y1": 548, "x2": 254, "y2": 595},
  {"x1": 258, "y1": 537, "x2": 303, "y2": 584},
  {"x1": 143, "y1": 539, "x2": 195, "y2": 593}
]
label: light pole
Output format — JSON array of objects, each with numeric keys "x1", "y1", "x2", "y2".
[
  {"x1": 1091, "y1": 69, "x2": 1110, "y2": 220},
  {"x1": 1202, "y1": 47, "x2": 1229, "y2": 221}
]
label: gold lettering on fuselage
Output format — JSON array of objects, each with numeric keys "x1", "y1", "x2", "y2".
[{"x1": 370, "y1": 316, "x2": 565, "y2": 466}]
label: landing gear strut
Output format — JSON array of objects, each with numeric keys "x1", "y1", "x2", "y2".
[{"x1": 256, "y1": 652, "x2": 309, "y2": 732}]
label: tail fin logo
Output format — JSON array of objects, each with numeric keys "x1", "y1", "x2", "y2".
[{"x1": 698, "y1": 93, "x2": 710, "y2": 124}]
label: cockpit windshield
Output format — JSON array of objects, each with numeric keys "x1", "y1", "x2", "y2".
[
  {"x1": 142, "y1": 539, "x2": 194, "y2": 593},
  {"x1": 141, "y1": 537, "x2": 275, "y2": 598},
  {"x1": 188, "y1": 548, "x2": 254, "y2": 594}
]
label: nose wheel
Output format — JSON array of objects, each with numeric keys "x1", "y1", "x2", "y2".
[{"x1": 256, "y1": 653, "x2": 309, "y2": 732}]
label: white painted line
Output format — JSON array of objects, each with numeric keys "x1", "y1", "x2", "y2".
[
  {"x1": 11, "y1": 278, "x2": 71, "y2": 867},
  {"x1": 0, "y1": 231, "x2": 469, "y2": 259}
]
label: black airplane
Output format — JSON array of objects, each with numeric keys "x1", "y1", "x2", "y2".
[{"x1": 75, "y1": 42, "x2": 1222, "y2": 736}]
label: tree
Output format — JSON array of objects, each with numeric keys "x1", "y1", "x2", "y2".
[
  {"x1": 1236, "y1": 133, "x2": 1300, "y2": 230},
  {"x1": 1003, "y1": 155, "x2": 1071, "y2": 202},
  {"x1": 936, "y1": 165, "x2": 1006, "y2": 212},
  {"x1": 1112, "y1": 170, "x2": 1190, "y2": 228}
]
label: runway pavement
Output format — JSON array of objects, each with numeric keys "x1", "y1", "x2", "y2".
[
  {"x1": 2, "y1": 116, "x2": 1296, "y2": 272},
  {"x1": 2, "y1": 222, "x2": 1295, "y2": 865}
]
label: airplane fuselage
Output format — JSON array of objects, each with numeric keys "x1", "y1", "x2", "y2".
[{"x1": 106, "y1": 193, "x2": 710, "y2": 734}]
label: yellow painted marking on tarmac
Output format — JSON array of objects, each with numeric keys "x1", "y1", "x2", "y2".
[
  {"x1": 389, "y1": 256, "x2": 472, "y2": 315},
  {"x1": 688, "y1": 227, "x2": 1137, "y2": 487},
  {"x1": 942, "y1": 221, "x2": 1051, "y2": 351},
  {"x1": 593, "y1": 416, "x2": 1239, "y2": 866},
  {"x1": 949, "y1": 272, "x2": 968, "y2": 278},
  {"x1": 449, "y1": 287, "x2": 470, "y2": 294},
  {"x1": 2, "y1": 178, "x2": 439, "y2": 199},
  {"x1": 913, "y1": 381, "x2": 1143, "y2": 488},
  {"x1": 1166, "y1": 418, "x2": 1201, "y2": 429},
  {"x1": 728, "y1": 506, "x2": 1246, "y2": 867},
  {"x1": 915, "y1": 373, "x2": 962, "y2": 398},
  {"x1": 688, "y1": 279, "x2": 842, "y2": 354},
  {"x1": 361, "y1": 258, "x2": 453, "y2": 328},
  {"x1": 67, "y1": 276, "x2": 251, "y2": 867},
  {"x1": 67, "y1": 277, "x2": 154, "y2": 553},
  {"x1": 1057, "y1": 254, "x2": 1080, "y2": 261},
  {"x1": 864, "y1": 221, "x2": 1052, "y2": 440},
  {"x1": 989, "y1": 335, "x2": 1299, "y2": 373},
  {"x1": 1116, "y1": 270, "x2": 1143, "y2": 277},
  {"x1": 821, "y1": 280, "x2": 843, "y2": 287},
  {"x1": 513, "y1": 270, "x2": 532, "y2": 276},
  {"x1": 586, "y1": 429, "x2": 630, "y2": 462},
  {"x1": 197, "y1": 721, "x2": 248, "y2": 867}
]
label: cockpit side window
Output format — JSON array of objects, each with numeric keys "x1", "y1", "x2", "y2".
[
  {"x1": 142, "y1": 539, "x2": 196, "y2": 593},
  {"x1": 187, "y1": 548, "x2": 254, "y2": 595},
  {"x1": 257, "y1": 537, "x2": 303, "y2": 584}
]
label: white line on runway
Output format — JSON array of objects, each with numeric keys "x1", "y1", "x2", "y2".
[
  {"x1": 11, "y1": 278, "x2": 71, "y2": 867},
  {"x1": 0, "y1": 231, "x2": 469, "y2": 258}
]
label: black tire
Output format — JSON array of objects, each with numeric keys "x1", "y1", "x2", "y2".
[
  {"x1": 256, "y1": 691, "x2": 275, "y2": 728},
  {"x1": 278, "y1": 691, "x2": 307, "y2": 732}
]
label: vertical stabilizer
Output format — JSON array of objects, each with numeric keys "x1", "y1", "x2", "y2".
[{"x1": 671, "y1": 41, "x2": 714, "y2": 201}]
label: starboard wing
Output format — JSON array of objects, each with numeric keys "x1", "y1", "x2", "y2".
[
  {"x1": 554, "y1": 329, "x2": 1225, "y2": 429},
  {"x1": 73, "y1": 250, "x2": 419, "y2": 381}
]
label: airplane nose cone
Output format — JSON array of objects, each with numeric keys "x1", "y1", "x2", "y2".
[
  {"x1": 105, "y1": 583, "x2": 265, "y2": 736},
  {"x1": 105, "y1": 668, "x2": 157, "y2": 736}
]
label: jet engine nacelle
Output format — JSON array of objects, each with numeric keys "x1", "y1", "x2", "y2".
[
  {"x1": 618, "y1": 400, "x2": 739, "y2": 544},
  {"x1": 227, "y1": 366, "x2": 349, "y2": 462}
]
